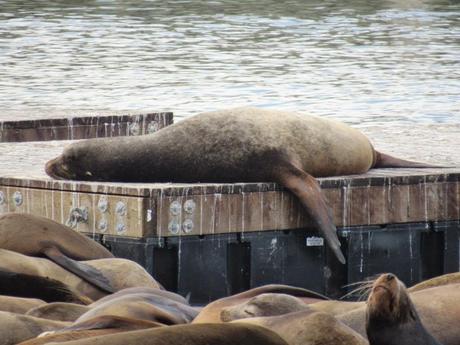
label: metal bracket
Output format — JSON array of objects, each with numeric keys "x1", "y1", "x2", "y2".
[{"x1": 66, "y1": 207, "x2": 89, "y2": 229}]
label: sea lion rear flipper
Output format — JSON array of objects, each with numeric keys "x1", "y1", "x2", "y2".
[
  {"x1": 374, "y1": 151, "x2": 451, "y2": 169},
  {"x1": 275, "y1": 165, "x2": 346, "y2": 264},
  {"x1": 43, "y1": 247, "x2": 115, "y2": 293}
]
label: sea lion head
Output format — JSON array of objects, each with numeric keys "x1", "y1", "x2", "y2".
[
  {"x1": 366, "y1": 273, "x2": 416, "y2": 325},
  {"x1": 45, "y1": 145, "x2": 90, "y2": 180},
  {"x1": 220, "y1": 293, "x2": 309, "y2": 322}
]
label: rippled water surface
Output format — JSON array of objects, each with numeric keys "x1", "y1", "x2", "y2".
[{"x1": 1, "y1": 0, "x2": 459, "y2": 124}]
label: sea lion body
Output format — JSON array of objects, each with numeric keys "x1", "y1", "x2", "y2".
[
  {"x1": 26, "y1": 302, "x2": 89, "y2": 322},
  {"x1": 46, "y1": 107, "x2": 437, "y2": 262},
  {"x1": 193, "y1": 284, "x2": 327, "y2": 323},
  {"x1": 234, "y1": 310, "x2": 368, "y2": 345},
  {"x1": 0, "y1": 296, "x2": 45, "y2": 315},
  {"x1": 366, "y1": 273, "x2": 441, "y2": 345},
  {"x1": 0, "y1": 250, "x2": 161, "y2": 301},
  {"x1": 41, "y1": 322, "x2": 289, "y2": 345}
]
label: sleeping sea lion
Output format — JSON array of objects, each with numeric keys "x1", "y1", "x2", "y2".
[
  {"x1": 366, "y1": 273, "x2": 441, "y2": 345},
  {"x1": 40, "y1": 322, "x2": 289, "y2": 345},
  {"x1": 233, "y1": 310, "x2": 368, "y2": 345},
  {"x1": 408, "y1": 272, "x2": 460, "y2": 293},
  {"x1": 45, "y1": 107, "x2": 440, "y2": 263},
  {"x1": 193, "y1": 284, "x2": 327, "y2": 323},
  {"x1": 0, "y1": 213, "x2": 114, "y2": 293},
  {"x1": 0, "y1": 295, "x2": 45, "y2": 315}
]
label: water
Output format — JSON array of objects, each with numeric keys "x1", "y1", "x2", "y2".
[{"x1": 0, "y1": 0, "x2": 459, "y2": 124}]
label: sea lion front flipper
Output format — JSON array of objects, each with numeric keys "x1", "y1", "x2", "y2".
[
  {"x1": 43, "y1": 246, "x2": 115, "y2": 293},
  {"x1": 275, "y1": 165, "x2": 346, "y2": 264}
]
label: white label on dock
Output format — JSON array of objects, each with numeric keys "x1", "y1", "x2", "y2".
[{"x1": 306, "y1": 236, "x2": 324, "y2": 247}]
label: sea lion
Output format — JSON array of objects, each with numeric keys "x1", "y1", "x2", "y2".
[
  {"x1": 17, "y1": 317, "x2": 163, "y2": 345},
  {"x1": 0, "y1": 311, "x2": 68, "y2": 345},
  {"x1": 0, "y1": 249, "x2": 161, "y2": 301},
  {"x1": 234, "y1": 310, "x2": 368, "y2": 345},
  {"x1": 339, "y1": 278, "x2": 460, "y2": 345},
  {"x1": 366, "y1": 273, "x2": 441, "y2": 345},
  {"x1": 408, "y1": 272, "x2": 460, "y2": 293},
  {"x1": 0, "y1": 213, "x2": 114, "y2": 293},
  {"x1": 309, "y1": 300, "x2": 365, "y2": 316},
  {"x1": 0, "y1": 270, "x2": 90, "y2": 304},
  {"x1": 41, "y1": 322, "x2": 289, "y2": 345},
  {"x1": 220, "y1": 293, "x2": 312, "y2": 322},
  {"x1": 26, "y1": 302, "x2": 89, "y2": 322},
  {"x1": 0, "y1": 295, "x2": 45, "y2": 315},
  {"x1": 193, "y1": 284, "x2": 327, "y2": 323},
  {"x1": 68, "y1": 293, "x2": 199, "y2": 328},
  {"x1": 45, "y1": 107, "x2": 439, "y2": 263}
]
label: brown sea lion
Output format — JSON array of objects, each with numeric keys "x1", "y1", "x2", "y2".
[
  {"x1": 69, "y1": 293, "x2": 199, "y2": 328},
  {"x1": 17, "y1": 317, "x2": 163, "y2": 345},
  {"x1": 234, "y1": 310, "x2": 368, "y2": 345},
  {"x1": 0, "y1": 270, "x2": 90, "y2": 304},
  {"x1": 0, "y1": 249, "x2": 161, "y2": 301},
  {"x1": 0, "y1": 213, "x2": 114, "y2": 293},
  {"x1": 309, "y1": 300, "x2": 365, "y2": 316},
  {"x1": 0, "y1": 311, "x2": 68, "y2": 345},
  {"x1": 42, "y1": 322, "x2": 289, "y2": 345},
  {"x1": 193, "y1": 284, "x2": 327, "y2": 323},
  {"x1": 45, "y1": 108, "x2": 441, "y2": 263},
  {"x1": 339, "y1": 279, "x2": 460, "y2": 345},
  {"x1": 366, "y1": 273, "x2": 441, "y2": 345},
  {"x1": 0, "y1": 295, "x2": 45, "y2": 314},
  {"x1": 26, "y1": 303, "x2": 89, "y2": 322},
  {"x1": 408, "y1": 272, "x2": 460, "y2": 293},
  {"x1": 220, "y1": 293, "x2": 313, "y2": 322}
]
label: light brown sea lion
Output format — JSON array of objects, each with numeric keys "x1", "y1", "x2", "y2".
[
  {"x1": 408, "y1": 272, "x2": 460, "y2": 293},
  {"x1": 0, "y1": 311, "x2": 69, "y2": 345},
  {"x1": 0, "y1": 213, "x2": 114, "y2": 293},
  {"x1": 0, "y1": 295, "x2": 45, "y2": 314},
  {"x1": 366, "y1": 273, "x2": 441, "y2": 345},
  {"x1": 26, "y1": 303, "x2": 89, "y2": 322},
  {"x1": 17, "y1": 317, "x2": 163, "y2": 345},
  {"x1": 43, "y1": 322, "x2": 289, "y2": 345},
  {"x1": 309, "y1": 300, "x2": 365, "y2": 316},
  {"x1": 339, "y1": 280, "x2": 460, "y2": 345},
  {"x1": 220, "y1": 293, "x2": 313, "y2": 322},
  {"x1": 193, "y1": 284, "x2": 327, "y2": 323},
  {"x1": 0, "y1": 249, "x2": 161, "y2": 301},
  {"x1": 45, "y1": 108, "x2": 442, "y2": 263},
  {"x1": 234, "y1": 310, "x2": 368, "y2": 345}
]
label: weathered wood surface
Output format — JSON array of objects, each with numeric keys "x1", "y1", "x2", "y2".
[
  {"x1": 0, "y1": 112, "x2": 172, "y2": 142},
  {"x1": 0, "y1": 123, "x2": 458, "y2": 238}
]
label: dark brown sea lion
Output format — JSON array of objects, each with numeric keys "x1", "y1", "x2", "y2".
[
  {"x1": 220, "y1": 293, "x2": 313, "y2": 322},
  {"x1": 0, "y1": 213, "x2": 114, "y2": 293},
  {"x1": 45, "y1": 107, "x2": 439, "y2": 263},
  {"x1": 193, "y1": 284, "x2": 327, "y2": 323},
  {"x1": 0, "y1": 295, "x2": 45, "y2": 314},
  {"x1": 366, "y1": 273, "x2": 441, "y2": 345},
  {"x1": 0, "y1": 311, "x2": 68, "y2": 345},
  {"x1": 0, "y1": 270, "x2": 90, "y2": 304},
  {"x1": 0, "y1": 249, "x2": 161, "y2": 301},
  {"x1": 17, "y1": 317, "x2": 163, "y2": 345},
  {"x1": 234, "y1": 310, "x2": 368, "y2": 345},
  {"x1": 339, "y1": 278, "x2": 460, "y2": 345},
  {"x1": 41, "y1": 322, "x2": 289, "y2": 345}
]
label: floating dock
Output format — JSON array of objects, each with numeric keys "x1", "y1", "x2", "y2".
[{"x1": 0, "y1": 112, "x2": 459, "y2": 303}]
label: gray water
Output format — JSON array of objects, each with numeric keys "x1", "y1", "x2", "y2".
[{"x1": 1, "y1": 0, "x2": 459, "y2": 125}]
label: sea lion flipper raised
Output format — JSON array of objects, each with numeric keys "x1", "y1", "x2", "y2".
[
  {"x1": 43, "y1": 246, "x2": 115, "y2": 293},
  {"x1": 275, "y1": 165, "x2": 346, "y2": 264}
]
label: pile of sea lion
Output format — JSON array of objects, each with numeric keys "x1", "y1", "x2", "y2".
[{"x1": 0, "y1": 213, "x2": 459, "y2": 345}]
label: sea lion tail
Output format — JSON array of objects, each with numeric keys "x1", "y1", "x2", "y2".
[
  {"x1": 373, "y1": 151, "x2": 451, "y2": 169},
  {"x1": 0, "y1": 270, "x2": 92, "y2": 304},
  {"x1": 275, "y1": 164, "x2": 346, "y2": 264}
]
